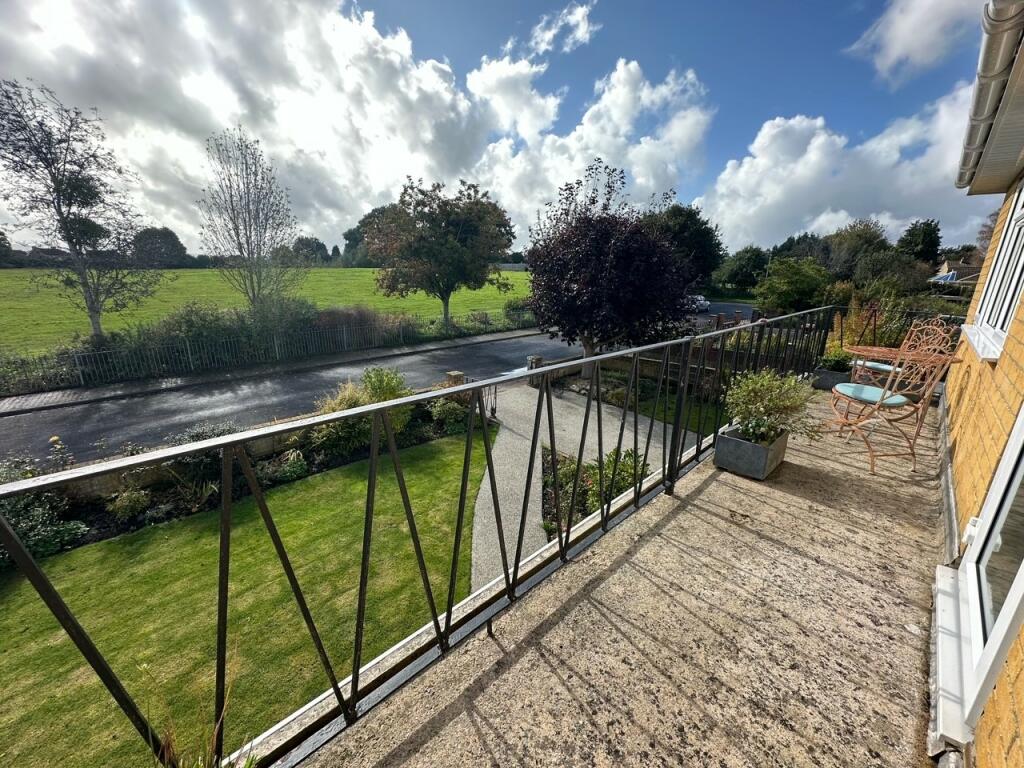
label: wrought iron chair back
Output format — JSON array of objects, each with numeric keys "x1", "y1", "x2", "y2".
[
  {"x1": 851, "y1": 317, "x2": 957, "y2": 386},
  {"x1": 831, "y1": 332, "x2": 956, "y2": 473}
]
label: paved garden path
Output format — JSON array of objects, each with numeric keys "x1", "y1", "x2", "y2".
[{"x1": 471, "y1": 383, "x2": 680, "y2": 590}]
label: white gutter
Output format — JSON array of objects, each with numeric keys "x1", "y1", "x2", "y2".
[{"x1": 956, "y1": 0, "x2": 1024, "y2": 190}]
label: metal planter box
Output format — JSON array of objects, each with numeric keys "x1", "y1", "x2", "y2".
[
  {"x1": 713, "y1": 426, "x2": 788, "y2": 481},
  {"x1": 811, "y1": 368, "x2": 849, "y2": 391}
]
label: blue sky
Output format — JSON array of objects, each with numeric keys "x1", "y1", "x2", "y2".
[
  {"x1": 363, "y1": 0, "x2": 986, "y2": 227},
  {"x1": 365, "y1": 0, "x2": 980, "y2": 198},
  {"x1": 0, "y1": 0, "x2": 994, "y2": 251}
]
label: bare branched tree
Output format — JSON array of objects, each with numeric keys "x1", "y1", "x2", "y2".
[
  {"x1": 198, "y1": 127, "x2": 303, "y2": 307},
  {"x1": 0, "y1": 79, "x2": 160, "y2": 340}
]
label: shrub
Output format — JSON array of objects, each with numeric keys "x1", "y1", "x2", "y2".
[
  {"x1": 312, "y1": 305, "x2": 395, "y2": 330},
  {"x1": 107, "y1": 488, "x2": 151, "y2": 521},
  {"x1": 585, "y1": 448, "x2": 650, "y2": 512},
  {"x1": 256, "y1": 449, "x2": 309, "y2": 487},
  {"x1": 503, "y1": 296, "x2": 532, "y2": 316},
  {"x1": 725, "y1": 370, "x2": 819, "y2": 444},
  {"x1": 541, "y1": 447, "x2": 652, "y2": 536},
  {"x1": 275, "y1": 450, "x2": 309, "y2": 483},
  {"x1": 163, "y1": 421, "x2": 238, "y2": 513},
  {"x1": 361, "y1": 366, "x2": 413, "y2": 432},
  {"x1": 429, "y1": 397, "x2": 470, "y2": 435},
  {"x1": 604, "y1": 386, "x2": 627, "y2": 407},
  {"x1": 468, "y1": 310, "x2": 492, "y2": 327},
  {"x1": 817, "y1": 345, "x2": 852, "y2": 373},
  {"x1": 822, "y1": 280, "x2": 855, "y2": 308},
  {"x1": 248, "y1": 296, "x2": 318, "y2": 336},
  {"x1": 0, "y1": 454, "x2": 86, "y2": 570},
  {"x1": 308, "y1": 382, "x2": 370, "y2": 461},
  {"x1": 308, "y1": 367, "x2": 413, "y2": 462}
]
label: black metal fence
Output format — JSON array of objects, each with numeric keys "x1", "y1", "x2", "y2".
[
  {"x1": 0, "y1": 307, "x2": 834, "y2": 768},
  {"x1": 0, "y1": 309, "x2": 537, "y2": 397}
]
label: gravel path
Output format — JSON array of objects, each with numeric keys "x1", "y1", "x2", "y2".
[{"x1": 471, "y1": 383, "x2": 678, "y2": 590}]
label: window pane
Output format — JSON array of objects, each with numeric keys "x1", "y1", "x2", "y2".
[
  {"x1": 978, "y1": 450, "x2": 1024, "y2": 638},
  {"x1": 984, "y1": 226, "x2": 1019, "y2": 327},
  {"x1": 979, "y1": 188, "x2": 1023, "y2": 331}
]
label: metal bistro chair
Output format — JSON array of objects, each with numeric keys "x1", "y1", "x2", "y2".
[
  {"x1": 851, "y1": 317, "x2": 957, "y2": 388},
  {"x1": 829, "y1": 340, "x2": 954, "y2": 474}
]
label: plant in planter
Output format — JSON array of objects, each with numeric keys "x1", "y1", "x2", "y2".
[
  {"x1": 715, "y1": 370, "x2": 819, "y2": 480},
  {"x1": 812, "y1": 345, "x2": 853, "y2": 391}
]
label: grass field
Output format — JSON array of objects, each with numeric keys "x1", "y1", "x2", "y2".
[
  {"x1": 0, "y1": 268, "x2": 532, "y2": 355},
  {"x1": 0, "y1": 429, "x2": 491, "y2": 768}
]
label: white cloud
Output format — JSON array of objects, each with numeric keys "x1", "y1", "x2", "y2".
[
  {"x1": 466, "y1": 56, "x2": 561, "y2": 144},
  {"x1": 470, "y1": 59, "x2": 713, "y2": 237},
  {"x1": 696, "y1": 81, "x2": 993, "y2": 250},
  {"x1": 529, "y1": 1, "x2": 602, "y2": 56},
  {"x1": 849, "y1": 0, "x2": 979, "y2": 82},
  {"x1": 0, "y1": 0, "x2": 708, "y2": 253}
]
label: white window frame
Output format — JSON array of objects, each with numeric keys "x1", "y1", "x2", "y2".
[
  {"x1": 957, "y1": 401, "x2": 1024, "y2": 725},
  {"x1": 965, "y1": 186, "x2": 1024, "y2": 361}
]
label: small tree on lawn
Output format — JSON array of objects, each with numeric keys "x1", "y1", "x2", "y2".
[
  {"x1": 0, "y1": 229, "x2": 11, "y2": 261},
  {"x1": 198, "y1": 126, "x2": 303, "y2": 308},
  {"x1": 363, "y1": 179, "x2": 514, "y2": 326},
  {"x1": 0, "y1": 80, "x2": 161, "y2": 340},
  {"x1": 527, "y1": 159, "x2": 695, "y2": 358}
]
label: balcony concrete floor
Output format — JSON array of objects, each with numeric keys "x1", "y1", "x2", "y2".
[{"x1": 305, "y1": 400, "x2": 943, "y2": 767}]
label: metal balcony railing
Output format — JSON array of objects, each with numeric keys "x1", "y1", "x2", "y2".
[{"x1": 0, "y1": 306, "x2": 836, "y2": 767}]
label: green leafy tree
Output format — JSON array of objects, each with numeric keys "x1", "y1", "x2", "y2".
[
  {"x1": 0, "y1": 80, "x2": 161, "y2": 340},
  {"x1": 713, "y1": 245, "x2": 768, "y2": 290},
  {"x1": 342, "y1": 209, "x2": 386, "y2": 267},
  {"x1": 853, "y1": 249, "x2": 931, "y2": 294},
  {"x1": 330, "y1": 243, "x2": 342, "y2": 263},
  {"x1": 363, "y1": 179, "x2": 513, "y2": 326},
  {"x1": 292, "y1": 235, "x2": 329, "y2": 264},
  {"x1": 0, "y1": 229, "x2": 11, "y2": 261},
  {"x1": 643, "y1": 203, "x2": 726, "y2": 285},
  {"x1": 896, "y1": 219, "x2": 942, "y2": 266},
  {"x1": 770, "y1": 232, "x2": 831, "y2": 267},
  {"x1": 132, "y1": 226, "x2": 188, "y2": 267},
  {"x1": 754, "y1": 257, "x2": 831, "y2": 313},
  {"x1": 526, "y1": 159, "x2": 697, "y2": 357},
  {"x1": 825, "y1": 218, "x2": 889, "y2": 280}
]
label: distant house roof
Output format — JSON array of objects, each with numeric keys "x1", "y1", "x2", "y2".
[
  {"x1": 957, "y1": 1, "x2": 1024, "y2": 193},
  {"x1": 937, "y1": 260, "x2": 982, "y2": 278}
]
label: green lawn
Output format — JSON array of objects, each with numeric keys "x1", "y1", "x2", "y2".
[
  {"x1": 0, "y1": 430, "x2": 492, "y2": 768},
  {"x1": 0, "y1": 268, "x2": 532, "y2": 354}
]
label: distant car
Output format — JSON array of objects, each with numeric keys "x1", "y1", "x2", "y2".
[{"x1": 692, "y1": 295, "x2": 711, "y2": 313}]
